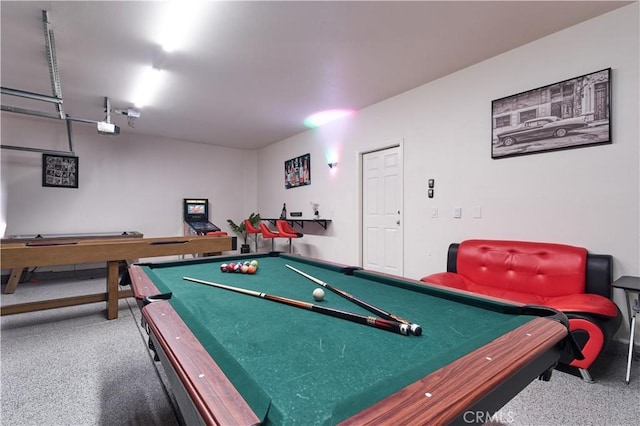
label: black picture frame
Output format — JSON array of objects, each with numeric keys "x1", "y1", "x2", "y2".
[
  {"x1": 285, "y1": 153, "x2": 311, "y2": 189},
  {"x1": 491, "y1": 68, "x2": 611, "y2": 159},
  {"x1": 42, "y1": 154, "x2": 79, "y2": 188}
]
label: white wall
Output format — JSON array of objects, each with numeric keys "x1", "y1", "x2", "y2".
[
  {"x1": 257, "y1": 5, "x2": 639, "y2": 280},
  {"x1": 1, "y1": 112, "x2": 258, "y2": 263}
]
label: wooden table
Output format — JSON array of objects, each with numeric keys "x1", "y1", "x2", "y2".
[
  {"x1": 1, "y1": 234, "x2": 235, "y2": 319},
  {"x1": 1, "y1": 231, "x2": 144, "y2": 294}
]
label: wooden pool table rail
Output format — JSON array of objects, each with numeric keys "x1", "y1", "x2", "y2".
[
  {"x1": 0, "y1": 235, "x2": 235, "y2": 319},
  {"x1": 339, "y1": 316, "x2": 566, "y2": 425},
  {"x1": 144, "y1": 300, "x2": 261, "y2": 426}
]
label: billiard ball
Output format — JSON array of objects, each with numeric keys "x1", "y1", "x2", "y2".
[
  {"x1": 241, "y1": 265, "x2": 249, "y2": 273},
  {"x1": 250, "y1": 260, "x2": 258, "y2": 267},
  {"x1": 220, "y1": 263, "x2": 228, "y2": 272},
  {"x1": 312, "y1": 288, "x2": 325, "y2": 301},
  {"x1": 247, "y1": 266, "x2": 257, "y2": 274}
]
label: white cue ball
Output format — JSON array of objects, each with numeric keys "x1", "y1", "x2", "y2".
[{"x1": 312, "y1": 288, "x2": 325, "y2": 301}]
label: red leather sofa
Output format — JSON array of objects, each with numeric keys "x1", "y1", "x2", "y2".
[{"x1": 420, "y1": 239, "x2": 621, "y2": 382}]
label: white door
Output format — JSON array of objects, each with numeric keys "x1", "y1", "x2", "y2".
[{"x1": 362, "y1": 145, "x2": 403, "y2": 275}]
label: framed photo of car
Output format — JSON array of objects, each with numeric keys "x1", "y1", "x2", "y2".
[{"x1": 491, "y1": 68, "x2": 611, "y2": 159}]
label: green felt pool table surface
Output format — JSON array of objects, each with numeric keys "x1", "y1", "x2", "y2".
[{"x1": 129, "y1": 252, "x2": 569, "y2": 425}]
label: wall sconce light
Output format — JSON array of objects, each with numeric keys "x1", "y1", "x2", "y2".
[{"x1": 328, "y1": 162, "x2": 338, "y2": 169}]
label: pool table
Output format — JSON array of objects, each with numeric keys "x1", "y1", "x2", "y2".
[{"x1": 129, "y1": 252, "x2": 571, "y2": 425}]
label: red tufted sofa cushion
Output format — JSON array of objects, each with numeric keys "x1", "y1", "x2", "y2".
[{"x1": 457, "y1": 240, "x2": 586, "y2": 296}]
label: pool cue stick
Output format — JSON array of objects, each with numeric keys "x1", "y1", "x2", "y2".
[
  {"x1": 285, "y1": 264, "x2": 422, "y2": 336},
  {"x1": 183, "y1": 276, "x2": 413, "y2": 336}
]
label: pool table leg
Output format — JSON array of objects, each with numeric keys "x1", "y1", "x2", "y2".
[
  {"x1": 3, "y1": 268, "x2": 24, "y2": 294},
  {"x1": 107, "y1": 261, "x2": 119, "y2": 320}
]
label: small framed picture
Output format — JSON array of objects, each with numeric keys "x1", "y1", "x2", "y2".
[
  {"x1": 285, "y1": 153, "x2": 311, "y2": 189},
  {"x1": 42, "y1": 154, "x2": 79, "y2": 188}
]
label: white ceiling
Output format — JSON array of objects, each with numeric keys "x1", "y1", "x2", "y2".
[{"x1": 1, "y1": 1, "x2": 632, "y2": 150}]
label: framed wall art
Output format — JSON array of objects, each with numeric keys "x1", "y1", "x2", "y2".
[
  {"x1": 285, "y1": 153, "x2": 310, "y2": 189},
  {"x1": 42, "y1": 154, "x2": 79, "y2": 188},
  {"x1": 491, "y1": 68, "x2": 611, "y2": 159}
]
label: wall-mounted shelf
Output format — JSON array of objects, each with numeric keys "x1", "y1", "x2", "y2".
[{"x1": 263, "y1": 218, "x2": 332, "y2": 230}]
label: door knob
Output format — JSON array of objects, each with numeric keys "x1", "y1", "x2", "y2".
[{"x1": 396, "y1": 220, "x2": 400, "y2": 225}]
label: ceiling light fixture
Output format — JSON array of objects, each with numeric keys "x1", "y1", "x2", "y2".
[
  {"x1": 132, "y1": 1, "x2": 208, "y2": 109},
  {"x1": 303, "y1": 109, "x2": 355, "y2": 128},
  {"x1": 132, "y1": 66, "x2": 164, "y2": 108},
  {"x1": 157, "y1": 0, "x2": 208, "y2": 53}
]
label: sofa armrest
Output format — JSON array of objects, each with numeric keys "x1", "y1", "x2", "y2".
[
  {"x1": 585, "y1": 253, "x2": 613, "y2": 298},
  {"x1": 446, "y1": 243, "x2": 460, "y2": 273}
]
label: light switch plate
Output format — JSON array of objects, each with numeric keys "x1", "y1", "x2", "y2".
[{"x1": 472, "y1": 206, "x2": 482, "y2": 218}]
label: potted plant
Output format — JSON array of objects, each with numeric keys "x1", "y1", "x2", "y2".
[
  {"x1": 227, "y1": 213, "x2": 261, "y2": 253},
  {"x1": 310, "y1": 202, "x2": 320, "y2": 219}
]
